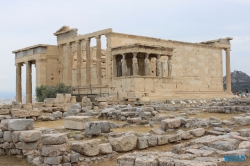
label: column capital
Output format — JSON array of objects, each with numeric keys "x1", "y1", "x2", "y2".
[
  {"x1": 66, "y1": 43, "x2": 71, "y2": 48},
  {"x1": 122, "y1": 53, "x2": 126, "y2": 58},
  {"x1": 95, "y1": 35, "x2": 101, "y2": 40},
  {"x1": 75, "y1": 40, "x2": 80, "y2": 44},
  {"x1": 224, "y1": 48, "x2": 231, "y2": 52},
  {"x1": 132, "y1": 52, "x2": 138, "y2": 55}
]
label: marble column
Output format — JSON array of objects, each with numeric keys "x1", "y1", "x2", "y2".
[
  {"x1": 156, "y1": 54, "x2": 161, "y2": 77},
  {"x1": 67, "y1": 43, "x2": 72, "y2": 85},
  {"x1": 76, "y1": 40, "x2": 81, "y2": 86},
  {"x1": 16, "y1": 63, "x2": 22, "y2": 102},
  {"x1": 86, "y1": 38, "x2": 91, "y2": 85},
  {"x1": 58, "y1": 44, "x2": 63, "y2": 83},
  {"x1": 225, "y1": 48, "x2": 232, "y2": 93},
  {"x1": 96, "y1": 35, "x2": 102, "y2": 85},
  {"x1": 26, "y1": 61, "x2": 32, "y2": 103}
]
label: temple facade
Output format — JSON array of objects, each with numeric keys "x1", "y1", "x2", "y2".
[{"x1": 13, "y1": 26, "x2": 233, "y2": 103}]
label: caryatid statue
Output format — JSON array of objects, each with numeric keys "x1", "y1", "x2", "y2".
[
  {"x1": 121, "y1": 54, "x2": 127, "y2": 76},
  {"x1": 156, "y1": 54, "x2": 161, "y2": 77},
  {"x1": 167, "y1": 55, "x2": 172, "y2": 77},
  {"x1": 144, "y1": 53, "x2": 151, "y2": 76},
  {"x1": 132, "y1": 52, "x2": 139, "y2": 76}
]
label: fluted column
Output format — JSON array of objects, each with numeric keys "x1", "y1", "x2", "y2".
[
  {"x1": 26, "y1": 61, "x2": 32, "y2": 103},
  {"x1": 86, "y1": 38, "x2": 91, "y2": 85},
  {"x1": 76, "y1": 40, "x2": 81, "y2": 86},
  {"x1": 16, "y1": 63, "x2": 22, "y2": 102},
  {"x1": 96, "y1": 35, "x2": 102, "y2": 85},
  {"x1": 67, "y1": 43, "x2": 72, "y2": 85},
  {"x1": 225, "y1": 48, "x2": 232, "y2": 93}
]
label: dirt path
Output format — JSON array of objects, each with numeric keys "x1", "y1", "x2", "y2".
[{"x1": 0, "y1": 156, "x2": 31, "y2": 166}]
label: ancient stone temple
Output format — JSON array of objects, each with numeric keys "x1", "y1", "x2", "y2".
[{"x1": 13, "y1": 26, "x2": 233, "y2": 103}]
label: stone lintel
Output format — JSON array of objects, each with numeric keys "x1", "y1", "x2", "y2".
[{"x1": 57, "y1": 28, "x2": 112, "y2": 45}]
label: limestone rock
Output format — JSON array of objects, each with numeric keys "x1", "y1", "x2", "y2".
[
  {"x1": 209, "y1": 141, "x2": 236, "y2": 151},
  {"x1": 19, "y1": 130, "x2": 42, "y2": 142},
  {"x1": 221, "y1": 149, "x2": 250, "y2": 157},
  {"x1": 64, "y1": 116, "x2": 90, "y2": 130},
  {"x1": 85, "y1": 121, "x2": 101, "y2": 136},
  {"x1": 109, "y1": 135, "x2": 137, "y2": 152},
  {"x1": 149, "y1": 128, "x2": 166, "y2": 135},
  {"x1": 41, "y1": 133, "x2": 67, "y2": 145},
  {"x1": 161, "y1": 119, "x2": 181, "y2": 130},
  {"x1": 99, "y1": 143, "x2": 113, "y2": 154},
  {"x1": 177, "y1": 130, "x2": 193, "y2": 140},
  {"x1": 157, "y1": 135, "x2": 169, "y2": 145},
  {"x1": 238, "y1": 141, "x2": 250, "y2": 150},
  {"x1": 137, "y1": 137, "x2": 148, "y2": 149},
  {"x1": 146, "y1": 135, "x2": 158, "y2": 147},
  {"x1": 8, "y1": 119, "x2": 34, "y2": 131},
  {"x1": 11, "y1": 109, "x2": 41, "y2": 118},
  {"x1": 44, "y1": 156, "x2": 62, "y2": 165},
  {"x1": 41, "y1": 143, "x2": 70, "y2": 157},
  {"x1": 134, "y1": 156, "x2": 158, "y2": 166},
  {"x1": 189, "y1": 128, "x2": 205, "y2": 137},
  {"x1": 71, "y1": 139, "x2": 100, "y2": 157}
]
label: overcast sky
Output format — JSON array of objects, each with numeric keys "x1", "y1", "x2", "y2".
[{"x1": 0, "y1": 0, "x2": 249, "y2": 98}]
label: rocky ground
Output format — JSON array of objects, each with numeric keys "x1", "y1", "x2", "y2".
[{"x1": 1, "y1": 97, "x2": 250, "y2": 165}]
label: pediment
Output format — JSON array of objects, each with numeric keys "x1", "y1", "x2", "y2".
[{"x1": 54, "y1": 25, "x2": 71, "y2": 36}]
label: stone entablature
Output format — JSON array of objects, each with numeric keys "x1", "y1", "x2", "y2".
[{"x1": 111, "y1": 43, "x2": 174, "y2": 56}]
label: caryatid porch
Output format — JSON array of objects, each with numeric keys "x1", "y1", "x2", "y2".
[{"x1": 111, "y1": 43, "x2": 174, "y2": 78}]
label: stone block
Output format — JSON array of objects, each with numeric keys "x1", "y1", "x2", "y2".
[
  {"x1": 3, "y1": 104, "x2": 12, "y2": 109},
  {"x1": 137, "y1": 137, "x2": 148, "y2": 149},
  {"x1": 221, "y1": 149, "x2": 250, "y2": 157},
  {"x1": 32, "y1": 102, "x2": 44, "y2": 108},
  {"x1": 99, "y1": 143, "x2": 113, "y2": 154},
  {"x1": 146, "y1": 135, "x2": 158, "y2": 147},
  {"x1": 109, "y1": 135, "x2": 137, "y2": 152},
  {"x1": 44, "y1": 156, "x2": 62, "y2": 165},
  {"x1": 0, "y1": 109, "x2": 10, "y2": 115},
  {"x1": 168, "y1": 134, "x2": 181, "y2": 143},
  {"x1": 41, "y1": 133, "x2": 67, "y2": 145},
  {"x1": 71, "y1": 103, "x2": 81, "y2": 109},
  {"x1": 19, "y1": 130, "x2": 42, "y2": 142},
  {"x1": 32, "y1": 157, "x2": 43, "y2": 166},
  {"x1": 62, "y1": 155, "x2": 70, "y2": 163},
  {"x1": 22, "y1": 141, "x2": 39, "y2": 150},
  {"x1": 12, "y1": 131, "x2": 21, "y2": 143},
  {"x1": 70, "y1": 153, "x2": 79, "y2": 163},
  {"x1": 3, "y1": 131, "x2": 12, "y2": 142},
  {"x1": 135, "y1": 156, "x2": 158, "y2": 166},
  {"x1": 22, "y1": 103, "x2": 32, "y2": 109},
  {"x1": 117, "y1": 154, "x2": 136, "y2": 166},
  {"x1": 11, "y1": 109, "x2": 41, "y2": 118},
  {"x1": 85, "y1": 122, "x2": 101, "y2": 136},
  {"x1": 0, "y1": 129, "x2": 3, "y2": 138},
  {"x1": 209, "y1": 141, "x2": 236, "y2": 151},
  {"x1": 189, "y1": 128, "x2": 205, "y2": 137},
  {"x1": 64, "y1": 116, "x2": 90, "y2": 130},
  {"x1": 53, "y1": 111, "x2": 63, "y2": 118},
  {"x1": 41, "y1": 143, "x2": 70, "y2": 157},
  {"x1": 71, "y1": 139, "x2": 100, "y2": 157},
  {"x1": 157, "y1": 135, "x2": 169, "y2": 145},
  {"x1": 161, "y1": 119, "x2": 181, "y2": 130}
]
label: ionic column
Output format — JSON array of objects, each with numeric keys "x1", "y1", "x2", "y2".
[
  {"x1": 156, "y1": 54, "x2": 161, "y2": 77},
  {"x1": 67, "y1": 43, "x2": 72, "y2": 85},
  {"x1": 25, "y1": 61, "x2": 32, "y2": 103},
  {"x1": 86, "y1": 38, "x2": 91, "y2": 85},
  {"x1": 58, "y1": 44, "x2": 63, "y2": 83},
  {"x1": 16, "y1": 63, "x2": 22, "y2": 102},
  {"x1": 225, "y1": 48, "x2": 232, "y2": 93},
  {"x1": 95, "y1": 35, "x2": 102, "y2": 85},
  {"x1": 76, "y1": 40, "x2": 81, "y2": 86}
]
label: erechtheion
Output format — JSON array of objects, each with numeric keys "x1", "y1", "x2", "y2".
[{"x1": 13, "y1": 26, "x2": 233, "y2": 103}]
